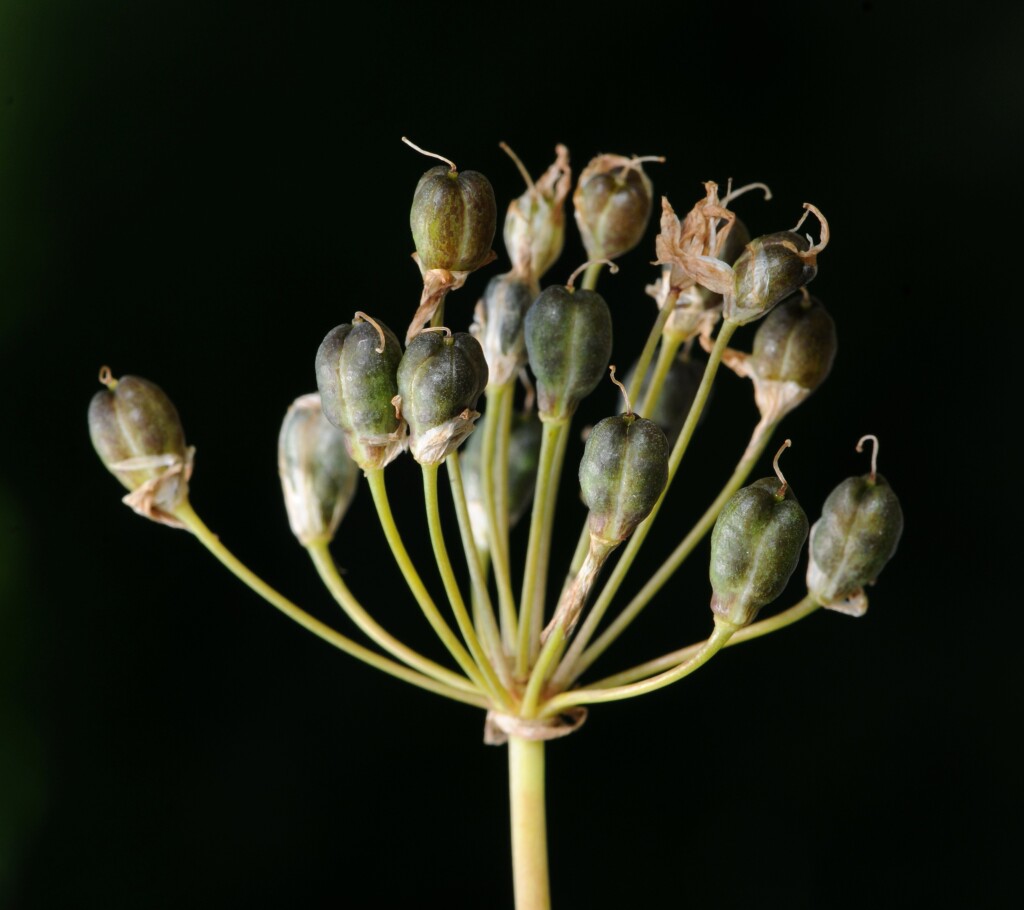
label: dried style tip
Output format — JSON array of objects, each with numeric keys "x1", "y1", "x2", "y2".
[
  {"x1": 315, "y1": 317, "x2": 406, "y2": 471},
  {"x1": 579, "y1": 413, "x2": 670, "y2": 546},
  {"x1": 397, "y1": 331, "x2": 489, "y2": 465},
  {"x1": 88, "y1": 369, "x2": 194, "y2": 528},
  {"x1": 501, "y1": 143, "x2": 572, "y2": 285},
  {"x1": 573, "y1": 153, "x2": 662, "y2": 262},
  {"x1": 709, "y1": 476, "x2": 809, "y2": 628},
  {"x1": 772, "y1": 439, "x2": 792, "y2": 496},
  {"x1": 524, "y1": 284, "x2": 613, "y2": 422},
  {"x1": 278, "y1": 393, "x2": 359, "y2": 546},
  {"x1": 806, "y1": 438, "x2": 903, "y2": 615}
]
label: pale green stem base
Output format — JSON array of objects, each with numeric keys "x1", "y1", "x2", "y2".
[{"x1": 509, "y1": 736, "x2": 550, "y2": 910}]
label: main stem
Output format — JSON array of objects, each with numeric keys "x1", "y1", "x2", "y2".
[{"x1": 509, "y1": 736, "x2": 550, "y2": 910}]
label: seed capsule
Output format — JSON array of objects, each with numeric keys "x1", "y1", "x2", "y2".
[
  {"x1": 806, "y1": 472, "x2": 903, "y2": 613},
  {"x1": 727, "y1": 231, "x2": 818, "y2": 324},
  {"x1": 524, "y1": 284, "x2": 613, "y2": 422},
  {"x1": 574, "y1": 154, "x2": 659, "y2": 262},
  {"x1": 579, "y1": 414, "x2": 669, "y2": 546},
  {"x1": 315, "y1": 315, "x2": 405, "y2": 471},
  {"x1": 471, "y1": 272, "x2": 536, "y2": 387},
  {"x1": 410, "y1": 164, "x2": 497, "y2": 273},
  {"x1": 88, "y1": 368, "x2": 194, "y2": 527},
  {"x1": 709, "y1": 477, "x2": 809, "y2": 628},
  {"x1": 278, "y1": 393, "x2": 360, "y2": 546},
  {"x1": 502, "y1": 143, "x2": 571, "y2": 284},
  {"x1": 740, "y1": 291, "x2": 838, "y2": 422},
  {"x1": 397, "y1": 330, "x2": 489, "y2": 465}
]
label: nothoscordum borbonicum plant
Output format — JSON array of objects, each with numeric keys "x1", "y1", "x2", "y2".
[{"x1": 89, "y1": 139, "x2": 904, "y2": 910}]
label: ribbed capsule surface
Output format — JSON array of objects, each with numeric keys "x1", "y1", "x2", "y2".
[
  {"x1": 88, "y1": 374, "x2": 189, "y2": 501},
  {"x1": 397, "y1": 331, "x2": 489, "y2": 464},
  {"x1": 278, "y1": 393, "x2": 359, "y2": 546},
  {"x1": 806, "y1": 473, "x2": 903, "y2": 605},
  {"x1": 709, "y1": 477, "x2": 809, "y2": 627},
  {"x1": 579, "y1": 414, "x2": 669, "y2": 545},
  {"x1": 524, "y1": 285, "x2": 613, "y2": 421},
  {"x1": 410, "y1": 165, "x2": 497, "y2": 272},
  {"x1": 751, "y1": 292, "x2": 837, "y2": 390},
  {"x1": 574, "y1": 158, "x2": 654, "y2": 261},
  {"x1": 315, "y1": 318, "x2": 404, "y2": 470},
  {"x1": 728, "y1": 232, "x2": 817, "y2": 324}
]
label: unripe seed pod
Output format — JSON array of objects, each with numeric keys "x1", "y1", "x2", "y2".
[
  {"x1": 471, "y1": 272, "x2": 536, "y2": 387},
  {"x1": 806, "y1": 473, "x2": 903, "y2": 611},
  {"x1": 751, "y1": 292, "x2": 837, "y2": 391},
  {"x1": 579, "y1": 414, "x2": 670, "y2": 546},
  {"x1": 709, "y1": 477, "x2": 809, "y2": 628},
  {"x1": 574, "y1": 154, "x2": 657, "y2": 261},
  {"x1": 315, "y1": 316, "x2": 405, "y2": 471},
  {"x1": 727, "y1": 231, "x2": 817, "y2": 325},
  {"x1": 278, "y1": 393, "x2": 359, "y2": 546},
  {"x1": 397, "y1": 331, "x2": 489, "y2": 465},
  {"x1": 462, "y1": 409, "x2": 543, "y2": 552},
  {"x1": 410, "y1": 164, "x2": 497, "y2": 272},
  {"x1": 524, "y1": 285, "x2": 613, "y2": 422},
  {"x1": 88, "y1": 369, "x2": 194, "y2": 526}
]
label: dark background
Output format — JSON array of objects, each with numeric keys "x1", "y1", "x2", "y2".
[{"x1": 1, "y1": 2, "x2": 1017, "y2": 907}]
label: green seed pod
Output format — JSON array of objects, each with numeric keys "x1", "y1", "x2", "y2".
[
  {"x1": 621, "y1": 354, "x2": 704, "y2": 445},
  {"x1": 709, "y1": 476, "x2": 809, "y2": 628},
  {"x1": 524, "y1": 284, "x2": 613, "y2": 422},
  {"x1": 471, "y1": 272, "x2": 536, "y2": 387},
  {"x1": 579, "y1": 414, "x2": 670, "y2": 546},
  {"x1": 315, "y1": 315, "x2": 405, "y2": 471},
  {"x1": 574, "y1": 154, "x2": 658, "y2": 262},
  {"x1": 397, "y1": 331, "x2": 489, "y2": 465},
  {"x1": 278, "y1": 393, "x2": 360, "y2": 546},
  {"x1": 738, "y1": 291, "x2": 838, "y2": 422},
  {"x1": 727, "y1": 231, "x2": 817, "y2": 325},
  {"x1": 806, "y1": 472, "x2": 903, "y2": 612},
  {"x1": 88, "y1": 368, "x2": 194, "y2": 526},
  {"x1": 410, "y1": 164, "x2": 497, "y2": 273},
  {"x1": 751, "y1": 292, "x2": 837, "y2": 391},
  {"x1": 461, "y1": 409, "x2": 543, "y2": 552}
]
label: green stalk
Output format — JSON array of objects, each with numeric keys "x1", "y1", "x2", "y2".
[
  {"x1": 541, "y1": 620, "x2": 734, "y2": 714},
  {"x1": 365, "y1": 467, "x2": 492, "y2": 696},
  {"x1": 422, "y1": 463, "x2": 513, "y2": 708},
  {"x1": 517, "y1": 419, "x2": 569, "y2": 675},
  {"x1": 625, "y1": 290, "x2": 677, "y2": 409},
  {"x1": 307, "y1": 540, "x2": 480, "y2": 694},
  {"x1": 482, "y1": 379, "x2": 519, "y2": 648},
  {"x1": 445, "y1": 453, "x2": 514, "y2": 691},
  {"x1": 172, "y1": 501, "x2": 486, "y2": 708},
  {"x1": 589, "y1": 595, "x2": 822, "y2": 689},
  {"x1": 509, "y1": 736, "x2": 551, "y2": 910}
]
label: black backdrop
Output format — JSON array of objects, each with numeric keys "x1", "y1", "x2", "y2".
[{"x1": 1, "y1": 2, "x2": 1017, "y2": 907}]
